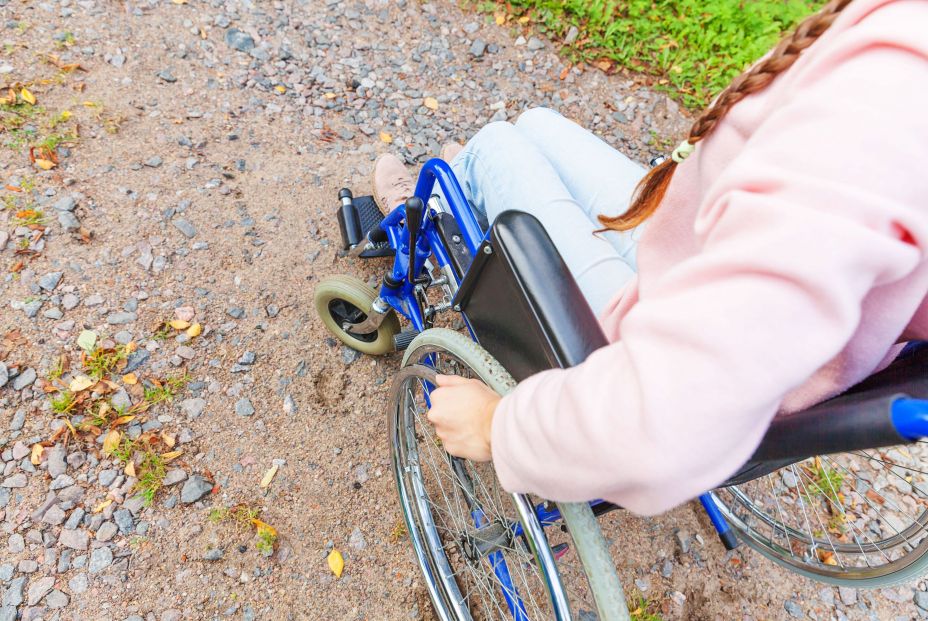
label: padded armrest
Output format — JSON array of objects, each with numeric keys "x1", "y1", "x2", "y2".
[{"x1": 453, "y1": 210, "x2": 608, "y2": 380}]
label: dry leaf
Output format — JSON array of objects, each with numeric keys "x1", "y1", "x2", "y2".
[
  {"x1": 162, "y1": 450, "x2": 183, "y2": 462},
  {"x1": 260, "y1": 464, "x2": 279, "y2": 489},
  {"x1": 69, "y1": 375, "x2": 95, "y2": 392},
  {"x1": 125, "y1": 341, "x2": 138, "y2": 353},
  {"x1": 171, "y1": 0, "x2": 188, "y2": 3},
  {"x1": 111, "y1": 415, "x2": 135, "y2": 427},
  {"x1": 34, "y1": 159, "x2": 56, "y2": 170},
  {"x1": 122, "y1": 373, "x2": 138, "y2": 385},
  {"x1": 274, "y1": 85, "x2": 286, "y2": 94},
  {"x1": 161, "y1": 432, "x2": 176, "y2": 448},
  {"x1": 185, "y1": 323, "x2": 202, "y2": 338},
  {"x1": 102, "y1": 429, "x2": 121, "y2": 455},
  {"x1": 169, "y1": 319, "x2": 190, "y2": 330},
  {"x1": 327, "y1": 549, "x2": 345, "y2": 578},
  {"x1": 423, "y1": 97, "x2": 439, "y2": 111},
  {"x1": 125, "y1": 461, "x2": 136, "y2": 477},
  {"x1": 93, "y1": 498, "x2": 113, "y2": 513},
  {"x1": 30, "y1": 443, "x2": 44, "y2": 465},
  {"x1": 378, "y1": 131, "x2": 393, "y2": 144},
  {"x1": 495, "y1": 13, "x2": 506, "y2": 25},
  {"x1": 20, "y1": 87, "x2": 36, "y2": 105},
  {"x1": 251, "y1": 518, "x2": 277, "y2": 537}
]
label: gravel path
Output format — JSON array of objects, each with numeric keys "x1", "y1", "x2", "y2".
[{"x1": 0, "y1": 0, "x2": 925, "y2": 620}]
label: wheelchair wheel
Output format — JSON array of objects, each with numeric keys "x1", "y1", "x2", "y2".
[
  {"x1": 713, "y1": 450, "x2": 928, "y2": 587},
  {"x1": 391, "y1": 328, "x2": 575, "y2": 620},
  {"x1": 314, "y1": 275, "x2": 399, "y2": 355}
]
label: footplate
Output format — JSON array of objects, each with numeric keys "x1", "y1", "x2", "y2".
[{"x1": 336, "y1": 189, "x2": 394, "y2": 258}]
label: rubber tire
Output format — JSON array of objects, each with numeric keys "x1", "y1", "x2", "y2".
[
  {"x1": 400, "y1": 328, "x2": 625, "y2": 620},
  {"x1": 314, "y1": 275, "x2": 400, "y2": 356}
]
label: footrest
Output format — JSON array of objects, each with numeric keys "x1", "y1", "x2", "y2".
[
  {"x1": 354, "y1": 196, "x2": 393, "y2": 258},
  {"x1": 335, "y1": 191, "x2": 394, "y2": 259}
]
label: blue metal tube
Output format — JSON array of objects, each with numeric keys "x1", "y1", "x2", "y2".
[
  {"x1": 700, "y1": 493, "x2": 739, "y2": 550},
  {"x1": 891, "y1": 398, "x2": 928, "y2": 441},
  {"x1": 414, "y1": 158, "x2": 483, "y2": 257}
]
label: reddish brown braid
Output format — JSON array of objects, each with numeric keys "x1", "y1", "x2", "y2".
[{"x1": 599, "y1": 0, "x2": 854, "y2": 232}]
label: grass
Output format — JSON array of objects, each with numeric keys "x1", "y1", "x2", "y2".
[
  {"x1": 13, "y1": 208, "x2": 47, "y2": 226},
  {"x1": 208, "y1": 504, "x2": 279, "y2": 556},
  {"x1": 627, "y1": 591, "x2": 664, "y2": 621},
  {"x1": 471, "y1": 0, "x2": 826, "y2": 108},
  {"x1": 50, "y1": 391, "x2": 77, "y2": 414},
  {"x1": 137, "y1": 450, "x2": 166, "y2": 506},
  {"x1": 83, "y1": 345, "x2": 128, "y2": 380},
  {"x1": 143, "y1": 373, "x2": 189, "y2": 404},
  {"x1": 802, "y1": 458, "x2": 845, "y2": 507}
]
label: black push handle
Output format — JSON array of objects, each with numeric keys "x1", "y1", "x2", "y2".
[{"x1": 405, "y1": 197, "x2": 424, "y2": 284}]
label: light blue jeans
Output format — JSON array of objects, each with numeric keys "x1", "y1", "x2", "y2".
[{"x1": 448, "y1": 107, "x2": 647, "y2": 315}]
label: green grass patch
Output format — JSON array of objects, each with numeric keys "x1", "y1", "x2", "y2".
[
  {"x1": 50, "y1": 391, "x2": 77, "y2": 415},
  {"x1": 83, "y1": 345, "x2": 128, "y2": 380},
  {"x1": 627, "y1": 591, "x2": 664, "y2": 621},
  {"x1": 137, "y1": 450, "x2": 166, "y2": 506},
  {"x1": 143, "y1": 373, "x2": 189, "y2": 405},
  {"x1": 472, "y1": 0, "x2": 825, "y2": 108}
]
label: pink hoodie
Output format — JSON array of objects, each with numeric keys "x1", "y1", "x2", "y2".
[{"x1": 490, "y1": 0, "x2": 928, "y2": 515}]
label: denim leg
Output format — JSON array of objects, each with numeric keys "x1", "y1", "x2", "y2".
[
  {"x1": 513, "y1": 107, "x2": 647, "y2": 270},
  {"x1": 447, "y1": 121, "x2": 635, "y2": 315}
]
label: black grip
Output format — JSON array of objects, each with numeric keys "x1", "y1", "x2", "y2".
[
  {"x1": 405, "y1": 197, "x2": 424, "y2": 284},
  {"x1": 336, "y1": 189, "x2": 363, "y2": 249}
]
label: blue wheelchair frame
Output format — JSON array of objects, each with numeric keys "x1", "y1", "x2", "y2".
[{"x1": 370, "y1": 158, "x2": 928, "y2": 618}]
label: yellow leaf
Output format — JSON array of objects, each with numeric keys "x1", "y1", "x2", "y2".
[
  {"x1": 251, "y1": 518, "x2": 277, "y2": 537},
  {"x1": 125, "y1": 341, "x2": 138, "y2": 354},
  {"x1": 495, "y1": 13, "x2": 506, "y2": 25},
  {"x1": 93, "y1": 498, "x2": 113, "y2": 513},
  {"x1": 102, "y1": 429, "x2": 121, "y2": 455},
  {"x1": 378, "y1": 131, "x2": 393, "y2": 144},
  {"x1": 69, "y1": 375, "x2": 95, "y2": 392},
  {"x1": 185, "y1": 323, "x2": 202, "y2": 338},
  {"x1": 122, "y1": 373, "x2": 138, "y2": 385},
  {"x1": 323, "y1": 92, "x2": 336, "y2": 99},
  {"x1": 30, "y1": 443, "x2": 44, "y2": 465},
  {"x1": 171, "y1": 0, "x2": 188, "y2": 3},
  {"x1": 111, "y1": 415, "x2": 135, "y2": 427},
  {"x1": 260, "y1": 464, "x2": 279, "y2": 489},
  {"x1": 423, "y1": 97, "x2": 439, "y2": 111},
  {"x1": 35, "y1": 159, "x2": 56, "y2": 170},
  {"x1": 162, "y1": 450, "x2": 183, "y2": 462},
  {"x1": 518, "y1": 15, "x2": 530, "y2": 24},
  {"x1": 124, "y1": 461, "x2": 136, "y2": 477},
  {"x1": 274, "y1": 85, "x2": 286, "y2": 94},
  {"x1": 161, "y1": 432, "x2": 176, "y2": 448},
  {"x1": 169, "y1": 319, "x2": 190, "y2": 330},
  {"x1": 60, "y1": 110, "x2": 72, "y2": 120},
  {"x1": 20, "y1": 87, "x2": 36, "y2": 105},
  {"x1": 327, "y1": 549, "x2": 344, "y2": 578}
]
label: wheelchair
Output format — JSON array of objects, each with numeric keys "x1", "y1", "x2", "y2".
[{"x1": 314, "y1": 158, "x2": 928, "y2": 620}]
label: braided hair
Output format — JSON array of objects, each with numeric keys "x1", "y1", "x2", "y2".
[{"x1": 599, "y1": 0, "x2": 854, "y2": 232}]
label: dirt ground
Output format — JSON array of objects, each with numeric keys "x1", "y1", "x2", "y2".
[{"x1": 0, "y1": 0, "x2": 924, "y2": 620}]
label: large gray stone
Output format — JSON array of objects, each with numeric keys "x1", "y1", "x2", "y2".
[
  {"x1": 88, "y1": 546, "x2": 113, "y2": 573},
  {"x1": 180, "y1": 475, "x2": 213, "y2": 504},
  {"x1": 224, "y1": 28, "x2": 255, "y2": 52},
  {"x1": 26, "y1": 576, "x2": 54, "y2": 606},
  {"x1": 58, "y1": 210, "x2": 80, "y2": 231},
  {"x1": 58, "y1": 529, "x2": 89, "y2": 551},
  {"x1": 2, "y1": 577, "x2": 26, "y2": 608}
]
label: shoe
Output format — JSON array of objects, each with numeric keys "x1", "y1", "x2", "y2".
[
  {"x1": 440, "y1": 142, "x2": 464, "y2": 162},
  {"x1": 371, "y1": 153, "x2": 415, "y2": 213}
]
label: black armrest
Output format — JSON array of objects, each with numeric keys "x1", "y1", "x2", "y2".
[{"x1": 453, "y1": 210, "x2": 608, "y2": 380}]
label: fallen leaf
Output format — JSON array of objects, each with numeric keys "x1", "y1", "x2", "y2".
[
  {"x1": 20, "y1": 87, "x2": 36, "y2": 105},
  {"x1": 162, "y1": 450, "x2": 183, "y2": 462},
  {"x1": 518, "y1": 15, "x2": 530, "y2": 24},
  {"x1": 69, "y1": 375, "x2": 95, "y2": 392},
  {"x1": 161, "y1": 432, "x2": 176, "y2": 448},
  {"x1": 111, "y1": 415, "x2": 135, "y2": 427},
  {"x1": 171, "y1": 0, "x2": 188, "y2": 3},
  {"x1": 260, "y1": 464, "x2": 279, "y2": 489},
  {"x1": 251, "y1": 518, "x2": 277, "y2": 537},
  {"x1": 378, "y1": 131, "x2": 393, "y2": 144},
  {"x1": 122, "y1": 372, "x2": 138, "y2": 385},
  {"x1": 495, "y1": 13, "x2": 506, "y2": 25},
  {"x1": 34, "y1": 159, "x2": 56, "y2": 170},
  {"x1": 423, "y1": 97, "x2": 439, "y2": 111},
  {"x1": 327, "y1": 549, "x2": 344, "y2": 578},
  {"x1": 102, "y1": 429, "x2": 121, "y2": 455},
  {"x1": 125, "y1": 461, "x2": 136, "y2": 477},
  {"x1": 274, "y1": 85, "x2": 286, "y2": 94},
  {"x1": 93, "y1": 498, "x2": 113, "y2": 513},
  {"x1": 76, "y1": 329, "x2": 97, "y2": 352},
  {"x1": 169, "y1": 319, "x2": 190, "y2": 330},
  {"x1": 817, "y1": 549, "x2": 838, "y2": 566},
  {"x1": 185, "y1": 323, "x2": 202, "y2": 338},
  {"x1": 30, "y1": 443, "x2": 44, "y2": 465}
]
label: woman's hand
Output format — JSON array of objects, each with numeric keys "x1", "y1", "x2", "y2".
[{"x1": 427, "y1": 374, "x2": 501, "y2": 462}]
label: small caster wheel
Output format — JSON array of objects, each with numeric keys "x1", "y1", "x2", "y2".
[{"x1": 314, "y1": 275, "x2": 400, "y2": 355}]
